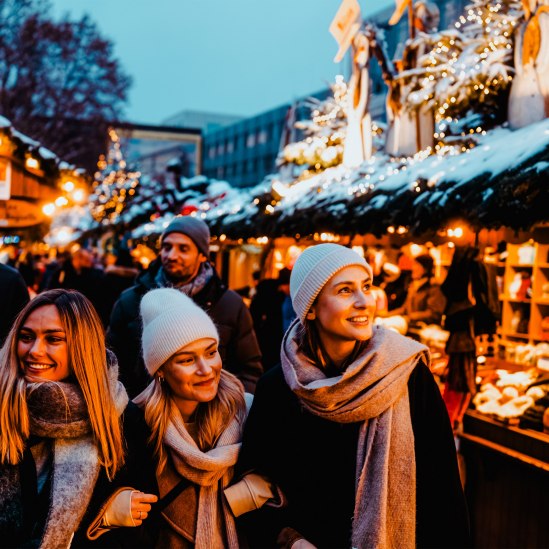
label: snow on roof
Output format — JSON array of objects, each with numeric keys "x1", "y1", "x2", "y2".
[{"x1": 203, "y1": 119, "x2": 549, "y2": 239}]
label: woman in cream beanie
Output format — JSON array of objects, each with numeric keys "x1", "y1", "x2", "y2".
[
  {"x1": 237, "y1": 244, "x2": 469, "y2": 548},
  {"x1": 135, "y1": 288, "x2": 248, "y2": 547}
]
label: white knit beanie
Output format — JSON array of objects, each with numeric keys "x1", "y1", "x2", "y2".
[
  {"x1": 140, "y1": 288, "x2": 219, "y2": 375},
  {"x1": 290, "y1": 243, "x2": 373, "y2": 324}
]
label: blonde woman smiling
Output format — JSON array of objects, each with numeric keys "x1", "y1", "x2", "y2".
[
  {"x1": 135, "y1": 288, "x2": 253, "y2": 548},
  {"x1": 237, "y1": 244, "x2": 469, "y2": 549},
  {"x1": 0, "y1": 289, "x2": 157, "y2": 547}
]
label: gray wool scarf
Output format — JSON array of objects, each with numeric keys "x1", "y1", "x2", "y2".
[
  {"x1": 281, "y1": 323, "x2": 429, "y2": 549},
  {"x1": 161, "y1": 400, "x2": 243, "y2": 549},
  {"x1": 21, "y1": 360, "x2": 128, "y2": 549}
]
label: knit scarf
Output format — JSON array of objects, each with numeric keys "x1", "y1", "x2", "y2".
[
  {"x1": 155, "y1": 261, "x2": 213, "y2": 297},
  {"x1": 281, "y1": 322, "x2": 429, "y2": 549},
  {"x1": 1, "y1": 361, "x2": 128, "y2": 549},
  {"x1": 160, "y1": 401, "x2": 243, "y2": 549}
]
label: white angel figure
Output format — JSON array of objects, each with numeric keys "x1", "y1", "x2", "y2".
[
  {"x1": 508, "y1": 0, "x2": 549, "y2": 129},
  {"x1": 343, "y1": 31, "x2": 373, "y2": 167}
]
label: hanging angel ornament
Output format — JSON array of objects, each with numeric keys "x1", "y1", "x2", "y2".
[
  {"x1": 508, "y1": 0, "x2": 549, "y2": 129},
  {"x1": 343, "y1": 30, "x2": 373, "y2": 167},
  {"x1": 384, "y1": 0, "x2": 440, "y2": 157}
]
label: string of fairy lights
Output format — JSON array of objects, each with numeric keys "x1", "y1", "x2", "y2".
[{"x1": 260, "y1": 0, "x2": 525, "y2": 238}]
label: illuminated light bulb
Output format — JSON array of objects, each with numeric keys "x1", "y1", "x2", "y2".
[
  {"x1": 55, "y1": 196, "x2": 69, "y2": 207},
  {"x1": 62, "y1": 181, "x2": 75, "y2": 192},
  {"x1": 42, "y1": 203, "x2": 55, "y2": 216},
  {"x1": 72, "y1": 189, "x2": 86, "y2": 203},
  {"x1": 26, "y1": 157, "x2": 40, "y2": 170}
]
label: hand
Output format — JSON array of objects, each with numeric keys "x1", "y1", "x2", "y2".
[
  {"x1": 131, "y1": 491, "x2": 158, "y2": 525},
  {"x1": 291, "y1": 539, "x2": 317, "y2": 549}
]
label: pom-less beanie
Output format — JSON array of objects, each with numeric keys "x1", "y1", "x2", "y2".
[
  {"x1": 290, "y1": 243, "x2": 373, "y2": 323},
  {"x1": 140, "y1": 288, "x2": 219, "y2": 375},
  {"x1": 161, "y1": 216, "x2": 211, "y2": 258}
]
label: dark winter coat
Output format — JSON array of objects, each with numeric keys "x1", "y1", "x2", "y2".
[
  {"x1": 236, "y1": 363, "x2": 470, "y2": 549},
  {"x1": 0, "y1": 263, "x2": 29, "y2": 347},
  {"x1": 250, "y1": 279, "x2": 286, "y2": 371},
  {"x1": 103, "y1": 265, "x2": 139, "y2": 326},
  {"x1": 0, "y1": 402, "x2": 158, "y2": 548},
  {"x1": 47, "y1": 262, "x2": 109, "y2": 326},
  {"x1": 107, "y1": 259, "x2": 263, "y2": 397}
]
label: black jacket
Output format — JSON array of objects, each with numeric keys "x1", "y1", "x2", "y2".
[
  {"x1": 47, "y1": 262, "x2": 109, "y2": 326},
  {"x1": 237, "y1": 363, "x2": 470, "y2": 548},
  {"x1": 107, "y1": 259, "x2": 263, "y2": 398},
  {"x1": 0, "y1": 264, "x2": 29, "y2": 346}
]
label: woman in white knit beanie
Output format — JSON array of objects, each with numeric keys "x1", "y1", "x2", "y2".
[
  {"x1": 237, "y1": 243, "x2": 469, "y2": 549},
  {"x1": 135, "y1": 288, "x2": 276, "y2": 548}
]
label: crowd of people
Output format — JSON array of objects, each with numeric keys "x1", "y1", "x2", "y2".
[{"x1": 0, "y1": 217, "x2": 471, "y2": 548}]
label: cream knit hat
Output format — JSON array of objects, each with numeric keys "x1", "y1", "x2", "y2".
[
  {"x1": 140, "y1": 288, "x2": 219, "y2": 375},
  {"x1": 290, "y1": 244, "x2": 373, "y2": 324}
]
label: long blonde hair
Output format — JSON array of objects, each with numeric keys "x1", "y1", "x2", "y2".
[
  {"x1": 0, "y1": 289, "x2": 125, "y2": 479},
  {"x1": 135, "y1": 368, "x2": 245, "y2": 475}
]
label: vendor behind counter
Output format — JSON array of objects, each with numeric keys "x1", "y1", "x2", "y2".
[{"x1": 379, "y1": 253, "x2": 446, "y2": 333}]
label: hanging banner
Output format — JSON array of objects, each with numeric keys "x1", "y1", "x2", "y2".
[
  {"x1": 0, "y1": 199, "x2": 44, "y2": 228},
  {"x1": 329, "y1": 0, "x2": 362, "y2": 63},
  {"x1": 0, "y1": 158, "x2": 11, "y2": 200},
  {"x1": 389, "y1": 0, "x2": 412, "y2": 26}
]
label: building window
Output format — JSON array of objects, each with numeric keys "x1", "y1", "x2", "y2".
[
  {"x1": 227, "y1": 140, "x2": 234, "y2": 154},
  {"x1": 257, "y1": 130, "x2": 267, "y2": 145},
  {"x1": 208, "y1": 147, "x2": 216, "y2": 159},
  {"x1": 246, "y1": 133, "x2": 256, "y2": 148}
]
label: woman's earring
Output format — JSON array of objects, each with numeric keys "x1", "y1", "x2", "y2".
[{"x1": 157, "y1": 375, "x2": 164, "y2": 384}]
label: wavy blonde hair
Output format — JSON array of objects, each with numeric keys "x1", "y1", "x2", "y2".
[
  {"x1": 135, "y1": 368, "x2": 246, "y2": 475},
  {"x1": 0, "y1": 289, "x2": 124, "y2": 479}
]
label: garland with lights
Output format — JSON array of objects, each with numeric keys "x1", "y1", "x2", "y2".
[
  {"x1": 89, "y1": 128, "x2": 140, "y2": 225},
  {"x1": 279, "y1": 76, "x2": 348, "y2": 173},
  {"x1": 400, "y1": 0, "x2": 523, "y2": 134}
]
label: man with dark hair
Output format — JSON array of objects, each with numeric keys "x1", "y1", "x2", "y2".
[
  {"x1": 0, "y1": 263, "x2": 29, "y2": 346},
  {"x1": 108, "y1": 216, "x2": 263, "y2": 397}
]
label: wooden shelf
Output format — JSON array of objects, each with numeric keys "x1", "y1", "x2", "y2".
[
  {"x1": 501, "y1": 296, "x2": 531, "y2": 303},
  {"x1": 499, "y1": 331, "x2": 530, "y2": 340},
  {"x1": 500, "y1": 243, "x2": 549, "y2": 345}
]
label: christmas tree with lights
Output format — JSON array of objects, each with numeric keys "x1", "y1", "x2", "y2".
[
  {"x1": 279, "y1": 76, "x2": 349, "y2": 174},
  {"x1": 89, "y1": 128, "x2": 140, "y2": 225}
]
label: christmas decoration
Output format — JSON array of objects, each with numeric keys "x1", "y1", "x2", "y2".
[{"x1": 89, "y1": 128, "x2": 140, "y2": 225}]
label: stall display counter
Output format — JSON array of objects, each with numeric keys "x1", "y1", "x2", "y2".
[{"x1": 459, "y1": 408, "x2": 549, "y2": 548}]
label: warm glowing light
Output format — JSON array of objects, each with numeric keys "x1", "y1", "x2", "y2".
[
  {"x1": 25, "y1": 157, "x2": 39, "y2": 170},
  {"x1": 62, "y1": 181, "x2": 75, "y2": 192},
  {"x1": 55, "y1": 196, "x2": 69, "y2": 207},
  {"x1": 42, "y1": 203, "x2": 55, "y2": 216},
  {"x1": 72, "y1": 189, "x2": 86, "y2": 203}
]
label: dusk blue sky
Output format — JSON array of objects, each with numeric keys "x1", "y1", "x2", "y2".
[{"x1": 50, "y1": 0, "x2": 395, "y2": 124}]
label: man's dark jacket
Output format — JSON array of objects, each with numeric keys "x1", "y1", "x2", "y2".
[
  {"x1": 0, "y1": 264, "x2": 29, "y2": 346},
  {"x1": 107, "y1": 259, "x2": 263, "y2": 398}
]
